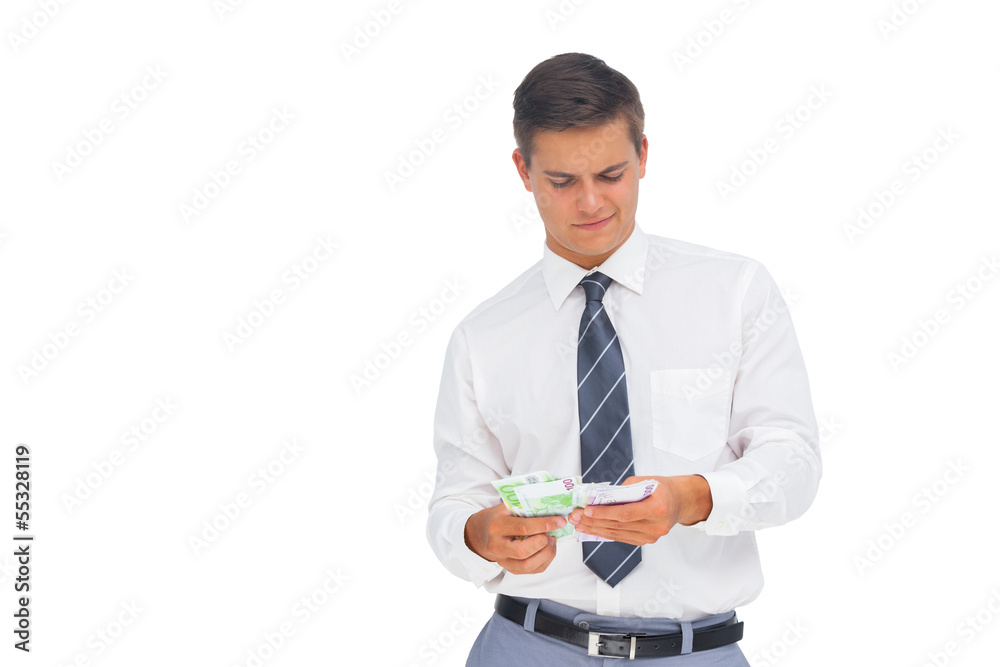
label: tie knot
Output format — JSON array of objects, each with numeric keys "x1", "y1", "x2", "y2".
[{"x1": 579, "y1": 271, "x2": 613, "y2": 303}]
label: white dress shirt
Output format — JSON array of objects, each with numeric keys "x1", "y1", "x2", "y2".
[{"x1": 426, "y1": 223, "x2": 821, "y2": 620}]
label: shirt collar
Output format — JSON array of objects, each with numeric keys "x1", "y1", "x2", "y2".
[{"x1": 542, "y1": 223, "x2": 648, "y2": 311}]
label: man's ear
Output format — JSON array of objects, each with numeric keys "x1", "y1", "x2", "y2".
[
  {"x1": 512, "y1": 148, "x2": 533, "y2": 192},
  {"x1": 638, "y1": 134, "x2": 648, "y2": 179}
]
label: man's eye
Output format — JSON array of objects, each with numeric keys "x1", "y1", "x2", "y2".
[{"x1": 550, "y1": 173, "x2": 624, "y2": 189}]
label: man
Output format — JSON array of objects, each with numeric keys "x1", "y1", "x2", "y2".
[{"x1": 426, "y1": 52, "x2": 821, "y2": 665}]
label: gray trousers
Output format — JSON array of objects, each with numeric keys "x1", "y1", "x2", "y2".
[{"x1": 467, "y1": 596, "x2": 751, "y2": 666}]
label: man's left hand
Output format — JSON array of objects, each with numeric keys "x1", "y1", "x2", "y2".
[{"x1": 567, "y1": 475, "x2": 713, "y2": 546}]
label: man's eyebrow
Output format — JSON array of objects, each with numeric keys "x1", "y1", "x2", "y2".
[{"x1": 542, "y1": 161, "x2": 629, "y2": 178}]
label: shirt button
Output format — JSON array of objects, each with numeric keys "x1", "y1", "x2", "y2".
[{"x1": 578, "y1": 621, "x2": 590, "y2": 630}]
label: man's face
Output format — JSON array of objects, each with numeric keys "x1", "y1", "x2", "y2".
[{"x1": 513, "y1": 117, "x2": 647, "y2": 270}]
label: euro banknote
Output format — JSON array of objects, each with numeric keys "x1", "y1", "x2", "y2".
[{"x1": 491, "y1": 471, "x2": 659, "y2": 543}]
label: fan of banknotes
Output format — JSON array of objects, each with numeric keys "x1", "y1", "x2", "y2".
[{"x1": 491, "y1": 471, "x2": 659, "y2": 543}]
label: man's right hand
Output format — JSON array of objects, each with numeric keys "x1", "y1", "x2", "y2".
[{"x1": 464, "y1": 503, "x2": 565, "y2": 575}]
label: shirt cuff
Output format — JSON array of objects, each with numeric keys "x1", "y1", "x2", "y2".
[
  {"x1": 451, "y1": 507, "x2": 505, "y2": 587},
  {"x1": 695, "y1": 469, "x2": 747, "y2": 536}
]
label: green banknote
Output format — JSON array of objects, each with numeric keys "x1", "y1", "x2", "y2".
[
  {"x1": 491, "y1": 471, "x2": 660, "y2": 543},
  {"x1": 490, "y1": 470, "x2": 557, "y2": 517},
  {"x1": 514, "y1": 477, "x2": 584, "y2": 542}
]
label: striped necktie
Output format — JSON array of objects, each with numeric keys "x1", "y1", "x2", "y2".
[{"x1": 577, "y1": 271, "x2": 641, "y2": 587}]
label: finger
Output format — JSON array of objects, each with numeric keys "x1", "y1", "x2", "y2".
[
  {"x1": 593, "y1": 531, "x2": 648, "y2": 546},
  {"x1": 579, "y1": 501, "x2": 650, "y2": 525},
  {"x1": 496, "y1": 533, "x2": 551, "y2": 561},
  {"x1": 521, "y1": 539, "x2": 558, "y2": 573},
  {"x1": 577, "y1": 509, "x2": 664, "y2": 537},
  {"x1": 501, "y1": 514, "x2": 567, "y2": 538},
  {"x1": 576, "y1": 517, "x2": 642, "y2": 538},
  {"x1": 503, "y1": 538, "x2": 557, "y2": 574},
  {"x1": 579, "y1": 523, "x2": 652, "y2": 545}
]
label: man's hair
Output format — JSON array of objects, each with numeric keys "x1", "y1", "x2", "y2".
[{"x1": 512, "y1": 52, "x2": 645, "y2": 171}]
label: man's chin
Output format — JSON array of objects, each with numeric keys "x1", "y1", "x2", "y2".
[
  {"x1": 568, "y1": 230, "x2": 624, "y2": 254},
  {"x1": 546, "y1": 227, "x2": 626, "y2": 264}
]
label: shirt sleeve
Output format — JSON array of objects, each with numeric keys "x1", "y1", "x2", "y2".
[
  {"x1": 696, "y1": 261, "x2": 822, "y2": 535},
  {"x1": 425, "y1": 324, "x2": 506, "y2": 586}
]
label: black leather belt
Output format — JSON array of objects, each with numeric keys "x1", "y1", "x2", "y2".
[{"x1": 495, "y1": 594, "x2": 743, "y2": 659}]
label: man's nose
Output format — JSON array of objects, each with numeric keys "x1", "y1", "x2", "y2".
[{"x1": 577, "y1": 178, "x2": 604, "y2": 213}]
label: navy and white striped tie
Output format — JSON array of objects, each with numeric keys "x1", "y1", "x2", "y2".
[{"x1": 577, "y1": 271, "x2": 641, "y2": 587}]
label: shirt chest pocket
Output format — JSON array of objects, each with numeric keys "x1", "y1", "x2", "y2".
[{"x1": 650, "y1": 368, "x2": 732, "y2": 461}]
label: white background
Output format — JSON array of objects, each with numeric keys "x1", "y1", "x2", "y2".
[{"x1": 2, "y1": 1, "x2": 998, "y2": 665}]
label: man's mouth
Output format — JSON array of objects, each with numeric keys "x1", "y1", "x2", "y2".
[{"x1": 577, "y1": 214, "x2": 612, "y2": 230}]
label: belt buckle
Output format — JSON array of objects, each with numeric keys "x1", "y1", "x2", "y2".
[{"x1": 587, "y1": 632, "x2": 641, "y2": 659}]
